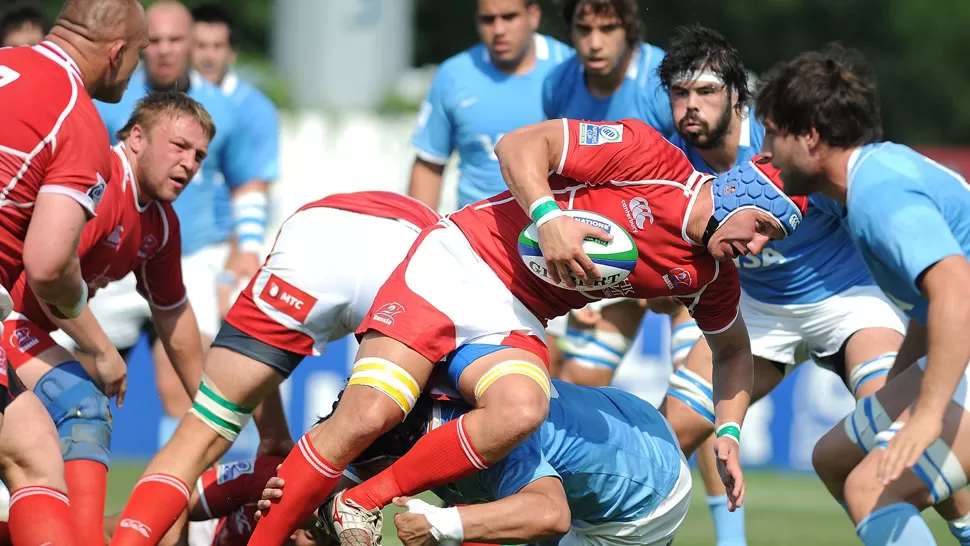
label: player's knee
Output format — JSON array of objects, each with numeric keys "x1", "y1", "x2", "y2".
[
  {"x1": 665, "y1": 367, "x2": 715, "y2": 426},
  {"x1": 474, "y1": 360, "x2": 551, "y2": 438},
  {"x1": 848, "y1": 352, "x2": 896, "y2": 397},
  {"x1": 347, "y1": 357, "x2": 421, "y2": 421},
  {"x1": 189, "y1": 373, "x2": 255, "y2": 443},
  {"x1": 33, "y1": 361, "x2": 112, "y2": 467},
  {"x1": 843, "y1": 461, "x2": 880, "y2": 510},
  {"x1": 670, "y1": 320, "x2": 702, "y2": 366},
  {"x1": 0, "y1": 393, "x2": 63, "y2": 483}
]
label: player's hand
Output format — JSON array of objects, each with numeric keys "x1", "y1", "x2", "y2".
[
  {"x1": 876, "y1": 409, "x2": 944, "y2": 485},
  {"x1": 255, "y1": 476, "x2": 286, "y2": 520},
  {"x1": 393, "y1": 497, "x2": 438, "y2": 546},
  {"x1": 538, "y1": 215, "x2": 611, "y2": 288},
  {"x1": 93, "y1": 347, "x2": 127, "y2": 408},
  {"x1": 714, "y1": 435, "x2": 746, "y2": 511}
]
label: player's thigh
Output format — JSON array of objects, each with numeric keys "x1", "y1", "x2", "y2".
[
  {"x1": 813, "y1": 418, "x2": 867, "y2": 498},
  {"x1": 0, "y1": 390, "x2": 63, "y2": 490},
  {"x1": 558, "y1": 306, "x2": 634, "y2": 387},
  {"x1": 841, "y1": 326, "x2": 904, "y2": 399}
]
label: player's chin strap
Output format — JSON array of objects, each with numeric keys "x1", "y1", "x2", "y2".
[{"x1": 701, "y1": 215, "x2": 720, "y2": 247}]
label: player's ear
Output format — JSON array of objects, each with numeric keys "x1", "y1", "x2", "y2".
[
  {"x1": 804, "y1": 126, "x2": 822, "y2": 153},
  {"x1": 107, "y1": 40, "x2": 126, "y2": 69},
  {"x1": 128, "y1": 123, "x2": 146, "y2": 153},
  {"x1": 527, "y1": 2, "x2": 541, "y2": 30}
]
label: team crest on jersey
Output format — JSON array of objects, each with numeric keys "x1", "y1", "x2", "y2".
[
  {"x1": 137, "y1": 235, "x2": 160, "y2": 259},
  {"x1": 372, "y1": 302, "x2": 405, "y2": 326},
  {"x1": 663, "y1": 268, "x2": 693, "y2": 290},
  {"x1": 259, "y1": 274, "x2": 317, "y2": 323},
  {"x1": 578, "y1": 123, "x2": 623, "y2": 146},
  {"x1": 10, "y1": 327, "x2": 38, "y2": 354},
  {"x1": 217, "y1": 459, "x2": 255, "y2": 484},
  {"x1": 87, "y1": 173, "x2": 107, "y2": 208}
]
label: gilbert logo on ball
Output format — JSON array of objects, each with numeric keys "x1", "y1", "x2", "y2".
[{"x1": 518, "y1": 210, "x2": 637, "y2": 292}]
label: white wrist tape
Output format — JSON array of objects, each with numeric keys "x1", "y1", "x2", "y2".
[{"x1": 405, "y1": 500, "x2": 464, "y2": 542}]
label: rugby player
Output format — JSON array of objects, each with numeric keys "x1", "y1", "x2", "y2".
[
  {"x1": 757, "y1": 47, "x2": 970, "y2": 546},
  {"x1": 109, "y1": 191, "x2": 442, "y2": 545},
  {"x1": 248, "y1": 119, "x2": 808, "y2": 545},
  {"x1": 93, "y1": 1, "x2": 267, "y2": 444},
  {"x1": 0, "y1": 1, "x2": 47, "y2": 47},
  {"x1": 3, "y1": 91, "x2": 213, "y2": 545},
  {"x1": 0, "y1": 0, "x2": 146, "y2": 543},
  {"x1": 407, "y1": 0, "x2": 570, "y2": 210}
]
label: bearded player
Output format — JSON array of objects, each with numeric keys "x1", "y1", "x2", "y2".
[
  {"x1": 242, "y1": 115, "x2": 807, "y2": 545},
  {"x1": 0, "y1": 0, "x2": 146, "y2": 543}
]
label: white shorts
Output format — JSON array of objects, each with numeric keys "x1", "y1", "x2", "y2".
[
  {"x1": 182, "y1": 243, "x2": 231, "y2": 340},
  {"x1": 224, "y1": 207, "x2": 423, "y2": 372},
  {"x1": 741, "y1": 284, "x2": 906, "y2": 368},
  {"x1": 358, "y1": 220, "x2": 549, "y2": 365},
  {"x1": 560, "y1": 455, "x2": 692, "y2": 546},
  {"x1": 82, "y1": 273, "x2": 151, "y2": 350}
]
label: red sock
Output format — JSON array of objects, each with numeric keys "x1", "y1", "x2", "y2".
[
  {"x1": 344, "y1": 415, "x2": 489, "y2": 510},
  {"x1": 196, "y1": 456, "x2": 283, "y2": 518},
  {"x1": 109, "y1": 473, "x2": 190, "y2": 545},
  {"x1": 65, "y1": 459, "x2": 108, "y2": 546},
  {"x1": 248, "y1": 434, "x2": 344, "y2": 544},
  {"x1": 9, "y1": 486, "x2": 77, "y2": 545}
]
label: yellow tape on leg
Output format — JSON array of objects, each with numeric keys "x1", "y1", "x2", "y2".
[
  {"x1": 474, "y1": 360, "x2": 551, "y2": 402},
  {"x1": 347, "y1": 357, "x2": 420, "y2": 415}
]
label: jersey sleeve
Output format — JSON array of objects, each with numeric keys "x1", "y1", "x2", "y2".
[
  {"x1": 240, "y1": 91, "x2": 280, "y2": 183},
  {"x1": 40, "y1": 108, "x2": 111, "y2": 216},
  {"x1": 136, "y1": 208, "x2": 188, "y2": 309},
  {"x1": 221, "y1": 114, "x2": 264, "y2": 190},
  {"x1": 853, "y1": 185, "x2": 964, "y2": 292},
  {"x1": 679, "y1": 260, "x2": 741, "y2": 334},
  {"x1": 809, "y1": 194, "x2": 847, "y2": 220},
  {"x1": 556, "y1": 118, "x2": 671, "y2": 184},
  {"x1": 476, "y1": 432, "x2": 559, "y2": 499},
  {"x1": 410, "y1": 67, "x2": 454, "y2": 165}
]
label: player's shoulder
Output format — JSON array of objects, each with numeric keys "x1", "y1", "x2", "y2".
[
  {"x1": 639, "y1": 42, "x2": 668, "y2": 71},
  {"x1": 849, "y1": 143, "x2": 925, "y2": 200},
  {"x1": 534, "y1": 34, "x2": 573, "y2": 66},
  {"x1": 188, "y1": 72, "x2": 236, "y2": 121},
  {"x1": 544, "y1": 51, "x2": 581, "y2": 88},
  {"x1": 225, "y1": 74, "x2": 277, "y2": 114}
]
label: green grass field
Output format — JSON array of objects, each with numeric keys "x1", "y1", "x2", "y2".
[{"x1": 104, "y1": 462, "x2": 953, "y2": 545}]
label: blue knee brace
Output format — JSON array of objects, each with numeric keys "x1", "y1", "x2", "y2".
[{"x1": 33, "y1": 361, "x2": 112, "y2": 467}]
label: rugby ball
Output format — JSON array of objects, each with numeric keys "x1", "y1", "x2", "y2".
[{"x1": 518, "y1": 210, "x2": 637, "y2": 292}]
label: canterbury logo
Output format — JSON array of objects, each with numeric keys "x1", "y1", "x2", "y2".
[
  {"x1": 629, "y1": 197, "x2": 654, "y2": 228},
  {"x1": 120, "y1": 518, "x2": 152, "y2": 538}
]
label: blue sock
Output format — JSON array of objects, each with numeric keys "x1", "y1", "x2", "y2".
[
  {"x1": 707, "y1": 495, "x2": 747, "y2": 546},
  {"x1": 856, "y1": 503, "x2": 936, "y2": 546},
  {"x1": 948, "y1": 513, "x2": 970, "y2": 546}
]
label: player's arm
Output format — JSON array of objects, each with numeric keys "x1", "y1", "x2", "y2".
[
  {"x1": 253, "y1": 386, "x2": 295, "y2": 456},
  {"x1": 408, "y1": 69, "x2": 455, "y2": 210},
  {"x1": 150, "y1": 302, "x2": 203, "y2": 398},
  {"x1": 23, "y1": 192, "x2": 88, "y2": 314},
  {"x1": 704, "y1": 316, "x2": 754, "y2": 430},
  {"x1": 408, "y1": 158, "x2": 446, "y2": 210},
  {"x1": 452, "y1": 477, "x2": 570, "y2": 543}
]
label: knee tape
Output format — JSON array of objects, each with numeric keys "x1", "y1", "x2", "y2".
[
  {"x1": 670, "y1": 320, "x2": 702, "y2": 366},
  {"x1": 842, "y1": 395, "x2": 894, "y2": 455},
  {"x1": 474, "y1": 360, "x2": 551, "y2": 402},
  {"x1": 666, "y1": 367, "x2": 715, "y2": 425},
  {"x1": 848, "y1": 352, "x2": 896, "y2": 396},
  {"x1": 559, "y1": 328, "x2": 631, "y2": 371},
  {"x1": 34, "y1": 361, "x2": 112, "y2": 466},
  {"x1": 189, "y1": 373, "x2": 255, "y2": 442},
  {"x1": 874, "y1": 422, "x2": 967, "y2": 504},
  {"x1": 347, "y1": 358, "x2": 420, "y2": 415}
]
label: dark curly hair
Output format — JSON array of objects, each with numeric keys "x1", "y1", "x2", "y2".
[
  {"x1": 562, "y1": 0, "x2": 641, "y2": 47},
  {"x1": 755, "y1": 44, "x2": 882, "y2": 146},
  {"x1": 658, "y1": 24, "x2": 749, "y2": 114}
]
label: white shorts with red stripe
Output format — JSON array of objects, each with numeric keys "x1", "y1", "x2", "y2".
[
  {"x1": 225, "y1": 207, "x2": 424, "y2": 361},
  {"x1": 357, "y1": 220, "x2": 549, "y2": 366}
]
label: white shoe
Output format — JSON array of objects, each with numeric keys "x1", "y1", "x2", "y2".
[{"x1": 322, "y1": 490, "x2": 383, "y2": 546}]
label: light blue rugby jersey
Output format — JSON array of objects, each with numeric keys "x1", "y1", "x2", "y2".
[
  {"x1": 843, "y1": 143, "x2": 970, "y2": 325},
  {"x1": 541, "y1": 42, "x2": 674, "y2": 137},
  {"x1": 412, "y1": 35, "x2": 571, "y2": 209},
  {"x1": 671, "y1": 111, "x2": 873, "y2": 304},
  {"x1": 211, "y1": 72, "x2": 280, "y2": 244},
  {"x1": 433, "y1": 380, "x2": 683, "y2": 524},
  {"x1": 96, "y1": 69, "x2": 261, "y2": 256}
]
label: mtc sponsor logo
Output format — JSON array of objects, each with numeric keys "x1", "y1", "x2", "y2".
[{"x1": 259, "y1": 274, "x2": 317, "y2": 323}]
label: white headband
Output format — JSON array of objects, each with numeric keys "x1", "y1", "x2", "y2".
[{"x1": 672, "y1": 70, "x2": 725, "y2": 86}]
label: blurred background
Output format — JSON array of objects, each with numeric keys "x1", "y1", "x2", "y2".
[{"x1": 10, "y1": 0, "x2": 970, "y2": 543}]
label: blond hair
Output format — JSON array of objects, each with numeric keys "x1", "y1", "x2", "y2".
[{"x1": 116, "y1": 90, "x2": 216, "y2": 142}]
